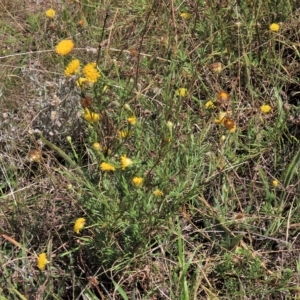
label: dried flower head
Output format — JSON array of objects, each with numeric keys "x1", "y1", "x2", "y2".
[
  {"x1": 83, "y1": 108, "x2": 100, "y2": 123},
  {"x1": 37, "y1": 253, "x2": 49, "y2": 271},
  {"x1": 121, "y1": 155, "x2": 133, "y2": 170},
  {"x1": 83, "y1": 62, "x2": 101, "y2": 83},
  {"x1": 217, "y1": 90, "x2": 230, "y2": 106},
  {"x1": 55, "y1": 39, "x2": 75, "y2": 55},
  {"x1": 74, "y1": 218, "x2": 86, "y2": 234},
  {"x1": 260, "y1": 104, "x2": 272, "y2": 114},
  {"x1": 132, "y1": 177, "x2": 143, "y2": 187},
  {"x1": 269, "y1": 23, "x2": 280, "y2": 32},
  {"x1": 64, "y1": 59, "x2": 80, "y2": 76},
  {"x1": 209, "y1": 62, "x2": 222, "y2": 73},
  {"x1": 100, "y1": 162, "x2": 115, "y2": 172},
  {"x1": 45, "y1": 9, "x2": 55, "y2": 18},
  {"x1": 28, "y1": 149, "x2": 41, "y2": 162},
  {"x1": 223, "y1": 118, "x2": 237, "y2": 133}
]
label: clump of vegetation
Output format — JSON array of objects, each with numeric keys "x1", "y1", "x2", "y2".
[{"x1": 1, "y1": 0, "x2": 300, "y2": 299}]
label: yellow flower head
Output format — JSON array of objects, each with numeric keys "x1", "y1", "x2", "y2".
[
  {"x1": 118, "y1": 130, "x2": 131, "y2": 139},
  {"x1": 180, "y1": 12, "x2": 191, "y2": 20},
  {"x1": 100, "y1": 162, "x2": 115, "y2": 172},
  {"x1": 260, "y1": 104, "x2": 272, "y2": 114},
  {"x1": 272, "y1": 179, "x2": 279, "y2": 188},
  {"x1": 83, "y1": 108, "x2": 100, "y2": 123},
  {"x1": 37, "y1": 253, "x2": 49, "y2": 271},
  {"x1": 45, "y1": 9, "x2": 55, "y2": 18},
  {"x1": 176, "y1": 88, "x2": 188, "y2": 97},
  {"x1": 132, "y1": 177, "x2": 143, "y2": 187},
  {"x1": 205, "y1": 100, "x2": 216, "y2": 109},
  {"x1": 55, "y1": 39, "x2": 75, "y2": 55},
  {"x1": 83, "y1": 62, "x2": 101, "y2": 83},
  {"x1": 92, "y1": 142, "x2": 101, "y2": 151},
  {"x1": 76, "y1": 77, "x2": 88, "y2": 87},
  {"x1": 153, "y1": 189, "x2": 164, "y2": 197},
  {"x1": 64, "y1": 59, "x2": 80, "y2": 76},
  {"x1": 74, "y1": 218, "x2": 86, "y2": 234},
  {"x1": 127, "y1": 116, "x2": 136, "y2": 125},
  {"x1": 121, "y1": 155, "x2": 133, "y2": 170},
  {"x1": 269, "y1": 23, "x2": 280, "y2": 32},
  {"x1": 214, "y1": 111, "x2": 227, "y2": 124}
]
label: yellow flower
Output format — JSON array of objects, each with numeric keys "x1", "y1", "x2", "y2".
[
  {"x1": 260, "y1": 104, "x2": 272, "y2": 114},
  {"x1": 272, "y1": 179, "x2": 279, "y2": 188},
  {"x1": 55, "y1": 39, "x2": 75, "y2": 55},
  {"x1": 76, "y1": 77, "x2": 88, "y2": 87},
  {"x1": 74, "y1": 218, "x2": 86, "y2": 234},
  {"x1": 269, "y1": 23, "x2": 280, "y2": 32},
  {"x1": 45, "y1": 9, "x2": 55, "y2": 18},
  {"x1": 153, "y1": 189, "x2": 164, "y2": 197},
  {"x1": 176, "y1": 88, "x2": 188, "y2": 97},
  {"x1": 205, "y1": 100, "x2": 216, "y2": 109},
  {"x1": 180, "y1": 12, "x2": 191, "y2": 20},
  {"x1": 127, "y1": 116, "x2": 136, "y2": 125},
  {"x1": 132, "y1": 177, "x2": 143, "y2": 187},
  {"x1": 37, "y1": 253, "x2": 49, "y2": 271},
  {"x1": 121, "y1": 155, "x2": 133, "y2": 170},
  {"x1": 64, "y1": 59, "x2": 80, "y2": 76},
  {"x1": 118, "y1": 130, "x2": 131, "y2": 139},
  {"x1": 100, "y1": 162, "x2": 115, "y2": 172},
  {"x1": 83, "y1": 62, "x2": 101, "y2": 83},
  {"x1": 214, "y1": 111, "x2": 227, "y2": 124},
  {"x1": 92, "y1": 142, "x2": 101, "y2": 151},
  {"x1": 83, "y1": 108, "x2": 100, "y2": 123}
]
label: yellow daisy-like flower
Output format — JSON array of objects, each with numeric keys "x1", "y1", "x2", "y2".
[
  {"x1": 118, "y1": 130, "x2": 131, "y2": 139},
  {"x1": 37, "y1": 253, "x2": 49, "y2": 271},
  {"x1": 214, "y1": 111, "x2": 227, "y2": 124},
  {"x1": 74, "y1": 218, "x2": 86, "y2": 234},
  {"x1": 127, "y1": 116, "x2": 136, "y2": 125},
  {"x1": 260, "y1": 104, "x2": 272, "y2": 114},
  {"x1": 76, "y1": 77, "x2": 88, "y2": 87},
  {"x1": 100, "y1": 162, "x2": 115, "y2": 172},
  {"x1": 205, "y1": 100, "x2": 216, "y2": 109},
  {"x1": 83, "y1": 62, "x2": 101, "y2": 83},
  {"x1": 180, "y1": 12, "x2": 191, "y2": 20},
  {"x1": 45, "y1": 9, "x2": 55, "y2": 18},
  {"x1": 272, "y1": 179, "x2": 279, "y2": 188},
  {"x1": 92, "y1": 142, "x2": 101, "y2": 151},
  {"x1": 83, "y1": 108, "x2": 100, "y2": 123},
  {"x1": 176, "y1": 88, "x2": 188, "y2": 97},
  {"x1": 55, "y1": 39, "x2": 75, "y2": 56},
  {"x1": 132, "y1": 177, "x2": 143, "y2": 187},
  {"x1": 64, "y1": 59, "x2": 80, "y2": 76},
  {"x1": 269, "y1": 23, "x2": 280, "y2": 32},
  {"x1": 153, "y1": 189, "x2": 164, "y2": 197},
  {"x1": 121, "y1": 155, "x2": 133, "y2": 170}
]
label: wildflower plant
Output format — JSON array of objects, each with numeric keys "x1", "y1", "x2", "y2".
[{"x1": 6, "y1": 0, "x2": 298, "y2": 298}]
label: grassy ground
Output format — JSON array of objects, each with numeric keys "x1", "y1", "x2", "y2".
[{"x1": 1, "y1": 0, "x2": 300, "y2": 299}]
